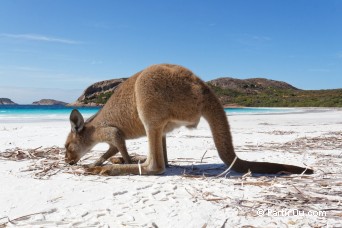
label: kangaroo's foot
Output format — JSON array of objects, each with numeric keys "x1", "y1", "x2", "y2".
[
  {"x1": 84, "y1": 158, "x2": 165, "y2": 176},
  {"x1": 83, "y1": 155, "x2": 147, "y2": 172},
  {"x1": 84, "y1": 163, "x2": 165, "y2": 176}
]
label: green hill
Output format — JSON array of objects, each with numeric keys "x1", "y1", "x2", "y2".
[{"x1": 207, "y1": 78, "x2": 342, "y2": 107}]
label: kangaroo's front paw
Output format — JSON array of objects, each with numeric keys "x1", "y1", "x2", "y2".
[
  {"x1": 85, "y1": 166, "x2": 111, "y2": 176},
  {"x1": 108, "y1": 155, "x2": 147, "y2": 164},
  {"x1": 109, "y1": 157, "x2": 125, "y2": 164},
  {"x1": 131, "y1": 155, "x2": 147, "y2": 163}
]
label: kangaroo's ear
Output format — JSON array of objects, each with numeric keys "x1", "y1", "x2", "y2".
[{"x1": 70, "y1": 109, "x2": 84, "y2": 133}]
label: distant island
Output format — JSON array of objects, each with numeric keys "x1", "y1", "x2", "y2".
[
  {"x1": 0, "y1": 98, "x2": 17, "y2": 105},
  {"x1": 32, "y1": 99, "x2": 67, "y2": 106},
  {"x1": 68, "y1": 77, "x2": 342, "y2": 107}
]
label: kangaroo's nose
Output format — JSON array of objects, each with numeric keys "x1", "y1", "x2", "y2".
[
  {"x1": 65, "y1": 158, "x2": 76, "y2": 165},
  {"x1": 69, "y1": 160, "x2": 76, "y2": 165}
]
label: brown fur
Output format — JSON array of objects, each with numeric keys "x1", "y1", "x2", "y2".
[{"x1": 65, "y1": 64, "x2": 313, "y2": 175}]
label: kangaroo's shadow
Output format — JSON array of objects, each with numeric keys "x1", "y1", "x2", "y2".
[
  {"x1": 164, "y1": 163, "x2": 239, "y2": 177},
  {"x1": 163, "y1": 163, "x2": 288, "y2": 177},
  {"x1": 108, "y1": 156, "x2": 288, "y2": 177}
]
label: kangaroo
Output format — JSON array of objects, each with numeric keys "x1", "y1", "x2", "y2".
[{"x1": 64, "y1": 64, "x2": 313, "y2": 175}]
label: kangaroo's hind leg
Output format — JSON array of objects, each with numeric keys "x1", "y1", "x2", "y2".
[{"x1": 147, "y1": 127, "x2": 166, "y2": 173}]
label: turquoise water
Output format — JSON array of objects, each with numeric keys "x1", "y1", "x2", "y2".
[
  {"x1": 0, "y1": 105, "x2": 100, "y2": 123},
  {"x1": 0, "y1": 105, "x2": 100, "y2": 115},
  {"x1": 0, "y1": 105, "x2": 297, "y2": 123},
  {"x1": 224, "y1": 107, "x2": 296, "y2": 115}
]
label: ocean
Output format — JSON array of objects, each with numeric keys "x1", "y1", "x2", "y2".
[
  {"x1": 0, "y1": 105, "x2": 298, "y2": 123},
  {"x1": 0, "y1": 105, "x2": 100, "y2": 123}
]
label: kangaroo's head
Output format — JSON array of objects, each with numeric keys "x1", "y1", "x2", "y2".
[{"x1": 65, "y1": 109, "x2": 94, "y2": 165}]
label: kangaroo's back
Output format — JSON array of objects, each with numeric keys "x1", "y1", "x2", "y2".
[{"x1": 134, "y1": 64, "x2": 208, "y2": 131}]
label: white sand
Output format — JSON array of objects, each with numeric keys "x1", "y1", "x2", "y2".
[{"x1": 0, "y1": 109, "x2": 341, "y2": 227}]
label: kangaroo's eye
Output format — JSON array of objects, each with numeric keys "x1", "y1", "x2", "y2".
[
  {"x1": 67, "y1": 144, "x2": 79, "y2": 152},
  {"x1": 65, "y1": 143, "x2": 74, "y2": 151}
]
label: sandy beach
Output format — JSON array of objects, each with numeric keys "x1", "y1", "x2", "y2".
[{"x1": 0, "y1": 108, "x2": 341, "y2": 227}]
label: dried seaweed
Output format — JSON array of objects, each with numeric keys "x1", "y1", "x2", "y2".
[
  {"x1": 238, "y1": 131, "x2": 342, "y2": 152},
  {"x1": 0, "y1": 147, "x2": 146, "y2": 179}
]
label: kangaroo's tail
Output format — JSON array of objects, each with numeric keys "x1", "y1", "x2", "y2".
[{"x1": 202, "y1": 88, "x2": 313, "y2": 174}]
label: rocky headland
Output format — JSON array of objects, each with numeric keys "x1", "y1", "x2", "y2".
[
  {"x1": 0, "y1": 98, "x2": 17, "y2": 105},
  {"x1": 67, "y1": 78, "x2": 127, "y2": 106},
  {"x1": 32, "y1": 99, "x2": 67, "y2": 106}
]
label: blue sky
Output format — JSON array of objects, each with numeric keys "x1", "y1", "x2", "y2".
[{"x1": 0, "y1": 0, "x2": 341, "y2": 104}]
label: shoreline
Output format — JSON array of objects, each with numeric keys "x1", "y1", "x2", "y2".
[
  {"x1": 1, "y1": 106, "x2": 341, "y2": 122},
  {"x1": 227, "y1": 107, "x2": 341, "y2": 116}
]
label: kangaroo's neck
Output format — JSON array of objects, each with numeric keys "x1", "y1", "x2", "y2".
[
  {"x1": 80, "y1": 124, "x2": 98, "y2": 144},
  {"x1": 87, "y1": 75, "x2": 146, "y2": 139}
]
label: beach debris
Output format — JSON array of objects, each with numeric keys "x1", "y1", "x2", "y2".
[
  {"x1": 239, "y1": 131, "x2": 342, "y2": 152},
  {"x1": 0, "y1": 146, "x2": 72, "y2": 179},
  {"x1": 0, "y1": 147, "x2": 146, "y2": 179}
]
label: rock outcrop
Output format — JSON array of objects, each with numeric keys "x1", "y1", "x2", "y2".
[
  {"x1": 0, "y1": 98, "x2": 17, "y2": 105},
  {"x1": 32, "y1": 99, "x2": 67, "y2": 106},
  {"x1": 68, "y1": 78, "x2": 127, "y2": 106}
]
